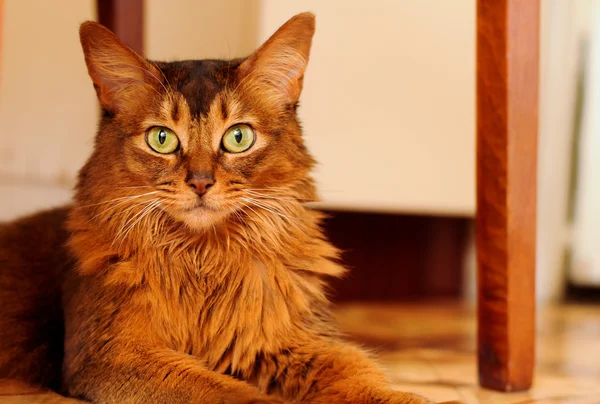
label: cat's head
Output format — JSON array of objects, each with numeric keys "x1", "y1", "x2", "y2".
[{"x1": 76, "y1": 13, "x2": 317, "y2": 232}]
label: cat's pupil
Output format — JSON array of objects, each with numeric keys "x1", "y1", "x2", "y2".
[
  {"x1": 158, "y1": 130, "x2": 166, "y2": 145},
  {"x1": 234, "y1": 129, "x2": 243, "y2": 144}
]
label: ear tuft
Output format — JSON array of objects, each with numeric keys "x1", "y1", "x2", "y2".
[
  {"x1": 237, "y1": 12, "x2": 316, "y2": 108},
  {"x1": 79, "y1": 21, "x2": 161, "y2": 112}
]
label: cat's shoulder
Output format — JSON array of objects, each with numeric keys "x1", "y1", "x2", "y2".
[{"x1": 0, "y1": 205, "x2": 72, "y2": 241}]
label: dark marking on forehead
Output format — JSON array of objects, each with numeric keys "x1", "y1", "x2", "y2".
[
  {"x1": 154, "y1": 59, "x2": 242, "y2": 119},
  {"x1": 171, "y1": 101, "x2": 179, "y2": 122},
  {"x1": 221, "y1": 99, "x2": 229, "y2": 120}
]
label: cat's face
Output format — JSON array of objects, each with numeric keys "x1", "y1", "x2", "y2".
[{"x1": 77, "y1": 14, "x2": 317, "y2": 231}]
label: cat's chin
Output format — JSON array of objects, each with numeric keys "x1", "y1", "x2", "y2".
[{"x1": 175, "y1": 207, "x2": 229, "y2": 232}]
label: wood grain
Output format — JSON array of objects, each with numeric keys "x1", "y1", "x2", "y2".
[
  {"x1": 97, "y1": 0, "x2": 144, "y2": 55},
  {"x1": 476, "y1": 0, "x2": 539, "y2": 392}
]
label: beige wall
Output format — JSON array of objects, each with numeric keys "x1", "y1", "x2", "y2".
[
  {"x1": 0, "y1": 0, "x2": 96, "y2": 220},
  {"x1": 145, "y1": 0, "x2": 259, "y2": 61},
  {"x1": 258, "y1": 0, "x2": 476, "y2": 215},
  {"x1": 569, "y1": 0, "x2": 600, "y2": 287}
]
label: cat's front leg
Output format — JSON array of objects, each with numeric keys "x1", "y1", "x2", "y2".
[
  {"x1": 268, "y1": 338, "x2": 435, "y2": 404},
  {"x1": 62, "y1": 340, "x2": 282, "y2": 404},
  {"x1": 61, "y1": 283, "x2": 282, "y2": 404}
]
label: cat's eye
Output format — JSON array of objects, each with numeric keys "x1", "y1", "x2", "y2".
[
  {"x1": 221, "y1": 124, "x2": 255, "y2": 153},
  {"x1": 146, "y1": 127, "x2": 179, "y2": 154}
]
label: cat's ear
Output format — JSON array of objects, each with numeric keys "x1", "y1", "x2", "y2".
[
  {"x1": 79, "y1": 21, "x2": 161, "y2": 112},
  {"x1": 237, "y1": 12, "x2": 315, "y2": 107}
]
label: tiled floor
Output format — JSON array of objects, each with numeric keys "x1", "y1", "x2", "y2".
[
  {"x1": 336, "y1": 302, "x2": 600, "y2": 404},
  {"x1": 1, "y1": 302, "x2": 599, "y2": 403}
]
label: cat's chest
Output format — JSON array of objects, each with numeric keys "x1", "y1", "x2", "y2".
[{"x1": 159, "y1": 256, "x2": 307, "y2": 373}]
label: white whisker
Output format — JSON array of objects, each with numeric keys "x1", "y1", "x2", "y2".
[
  {"x1": 77, "y1": 191, "x2": 159, "y2": 209},
  {"x1": 89, "y1": 194, "x2": 159, "y2": 222},
  {"x1": 113, "y1": 198, "x2": 162, "y2": 248}
]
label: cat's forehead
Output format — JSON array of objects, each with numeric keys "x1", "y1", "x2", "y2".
[{"x1": 155, "y1": 59, "x2": 242, "y2": 118}]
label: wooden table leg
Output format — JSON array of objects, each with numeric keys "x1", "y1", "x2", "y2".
[{"x1": 476, "y1": 0, "x2": 539, "y2": 392}]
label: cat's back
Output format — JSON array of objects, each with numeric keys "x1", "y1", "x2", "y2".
[{"x1": 0, "y1": 206, "x2": 73, "y2": 389}]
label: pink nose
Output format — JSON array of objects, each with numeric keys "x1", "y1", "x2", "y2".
[{"x1": 187, "y1": 174, "x2": 214, "y2": 196}]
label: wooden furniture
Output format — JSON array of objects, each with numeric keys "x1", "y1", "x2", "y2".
[
  {"x1": 476, "y1": 0, "x2": 539, "y2": 392},
  {"x1": 97, "y1": 0, "x2": 143, "y2": 55}
]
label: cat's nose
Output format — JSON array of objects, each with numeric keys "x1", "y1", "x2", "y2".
[{"x1": 187, "y1": 173, "x2": 215, "y2": 196}]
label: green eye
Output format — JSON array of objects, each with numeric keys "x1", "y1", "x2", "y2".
[
  {"x1": 222, "y1": 124, "x2": 255, "y2": 153},
  {"x1": 146, "y1": 127, "x2": 179, "y2": 154}
]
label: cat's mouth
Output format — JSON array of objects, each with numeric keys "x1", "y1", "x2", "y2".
[
  {"x1": 183, "y1": 200, "x2": 219, "y2": 213},
  {"x1": 176, "y1": 199, "x2": 231, "y2": 231}
]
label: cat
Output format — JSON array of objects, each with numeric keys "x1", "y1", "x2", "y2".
[{"x1": 0, "y1": 12, "x2": 445, "y2": 404}]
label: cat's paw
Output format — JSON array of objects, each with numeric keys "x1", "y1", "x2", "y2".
[
  {"x1": 380, "y1": 393, "x2": 463, "y2": 404},
  {"x1": 310, "y1": 384, "x2": 436, "y2": 404},
  {"x1": 380, "y1": 391, "x2": 436, "y2": 404}
]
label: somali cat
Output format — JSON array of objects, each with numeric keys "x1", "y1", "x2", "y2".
[{"x1": 0, "y1": 13, "x2": 444, "y2": 404}]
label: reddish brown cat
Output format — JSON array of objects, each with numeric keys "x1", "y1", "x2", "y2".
[{"x1": 0, "y1": 13, "x2": 442, "y2": 404}]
